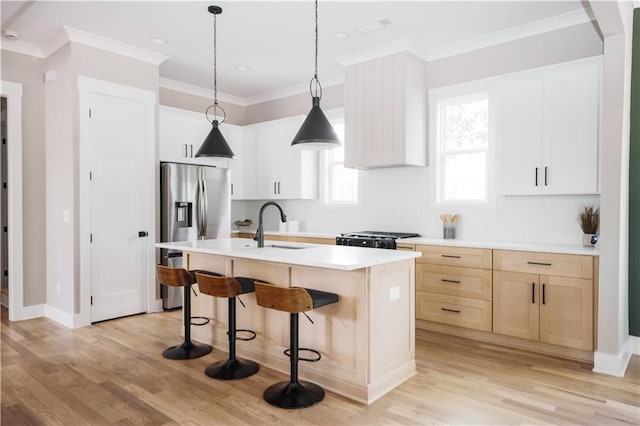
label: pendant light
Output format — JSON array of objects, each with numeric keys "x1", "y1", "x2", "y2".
[
  {"x1": 195, "y1": 5, "x2": 234, "y2": 158},
  {"x1": 291, "y1": 0, "x2": 340, "y2": 150}
]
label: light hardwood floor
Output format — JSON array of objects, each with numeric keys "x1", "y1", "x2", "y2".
[{"x1": 2, "y1": 307, "x2": 638, "y2": 425}]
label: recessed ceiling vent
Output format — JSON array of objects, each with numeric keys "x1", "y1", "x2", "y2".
[{"x1": 354, "y1": 18, "x2": 394, "y2": 34}]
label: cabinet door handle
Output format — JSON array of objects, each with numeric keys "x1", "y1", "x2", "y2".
[
  {"x1": 532, "y1": 282, "x2": 535, "y2": 304},
  {"x1": 542, "y1": 283, "x2": 546, "y2": 305},
  {"x1": 231, "y1": 183, "x2": 234, "y2": 195},
  {"x1": 441, "y1": 307, "x2": 461, "y2": 314},
  {"x1": 527, "y1": 261, "x2": 552, "y2": 266},
  {"x1": 544, "y1": 166, "x2": 548, "y2": 186},
  {"x1": 138, "y1": 231, "x2": 148, "y2": 238},
  {"x1": 441, "y1": 279, "x2": 461, "y2": 284},
  {"x1": 184, "y1": 144, "x2": 188, "y2": 158},
  {"x1": 441, "y1": 254, "x2": 461, "y2": 259},
  {"x1": 190, "y1": 145, "x2": 194, "y2": 158},
  {"x1": 274, "y1": 182, "x2": 277, "y2": 194},
  {"x1": 535, "y1": 167, "x2": 539, "y2": 186},
  {"x1": 277, "y1": 181, "x2": 281, "y2": 194}
]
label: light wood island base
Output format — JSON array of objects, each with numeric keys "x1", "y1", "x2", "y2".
[{"x1": 187, "y1": 252, "x2": 416, "y2": 404}]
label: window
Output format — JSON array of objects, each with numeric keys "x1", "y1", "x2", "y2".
[
  {"x1": 433, "y1": 90, "x2": 491, "y2": 205},
  {"x1": 324, "y1": 121, "x2": 359, "y2": 204}
]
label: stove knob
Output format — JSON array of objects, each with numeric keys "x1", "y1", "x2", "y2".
[
  {"x1": 336, "y1": 237, "x2": 342, "y2": 245},
  {"x1": 345, "y1": 238, "x2": 351, "y2": 245}
]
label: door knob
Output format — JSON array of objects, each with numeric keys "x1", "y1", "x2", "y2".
[{"x1": 138, "y1": 231, "x2": 148, "y2": 237}]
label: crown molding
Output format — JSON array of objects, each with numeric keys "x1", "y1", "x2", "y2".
[
  {"x1": 426, "y1": 7, "x2": 595, "y2": 61},
  {"x1": 334, "y1": 37, "x2": 413, "y2": 67},
  {"x1": 161, "y1": 73, "x2": 344, "y2": 107},
  {"x1": 1, "y1": 40, "x2": 44, "y2": 58},
  {"x1": 62, "y1": 26, "x2": 168, "y2": 65},
  {"x1": 2, "y1": 26, "x2": 169, "y2": 65},
  {"x1": 159, "y1": 78, "x2": 248, "y2": 106},
  {"x1": 243, "y1": 73, "x2": 344, "y2": 106}
]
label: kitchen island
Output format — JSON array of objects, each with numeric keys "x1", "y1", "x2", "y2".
[{"x1": 156, "y1": 238, "x2": 421, "y2": 404}]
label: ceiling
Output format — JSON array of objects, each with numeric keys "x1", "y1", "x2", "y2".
[{"x1": 1, "y1": 1, "x2": 590, "y2": 100}]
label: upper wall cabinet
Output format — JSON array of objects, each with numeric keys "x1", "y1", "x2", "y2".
[
  {"x1": 495, "y1": 57, "x2": 601, "y2": 195},
  {"x1": 243, "y1": 115, "x2": 318, "y2": 200},
  {"x1": 159, "y1": 106, "x2": 231, "y2": 168},
  {"x1": 344, "y1": 51, "x2": 427, "y2": 169}
]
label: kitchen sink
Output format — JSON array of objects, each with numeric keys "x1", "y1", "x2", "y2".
[{"x1": 266, "y1": 244, "x2": 308, "y2": 250}]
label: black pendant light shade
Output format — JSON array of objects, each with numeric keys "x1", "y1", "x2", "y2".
[
  {"x1": 195, "y1": 120, "x2": 234, "y2": 158},
  {"x1": 195, "y1": 5, "x2": 235, "y2": 158},
  {"x1": 291, "y1": 0, "x2": 340, "y2": 150},
  {"x1": 291, "y1": 97, "x2": 340, "y2": 149}
]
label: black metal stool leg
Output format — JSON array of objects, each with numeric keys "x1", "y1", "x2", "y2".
[
  {"x1": 163, "y1": 285, "x2": 212, "y2": 360},
  {"x1": 205, "y1": 296, "x2": 259, "y2": 380},
  {"x1": 263, "y1": 313, "x2": 325, "y2": 409}
]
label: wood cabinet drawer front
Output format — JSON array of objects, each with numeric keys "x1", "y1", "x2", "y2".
[
  {"x1": 416, "y1": 245, "x2": 492, "y2": 269},
  {"x1": 396, "y1": 243, "x2": 415, "y2": 251},
  {"x1": 416, "y1": 292, "x2": 492, "y2": 332},
  {"x1": 417, "y1": 264, "x2": 492, "y2": 300},
  {"x1": 493, "y1": 250, "x2": 593, "y2": 279}
]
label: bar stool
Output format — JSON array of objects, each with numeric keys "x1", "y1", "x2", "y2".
[
  {"x1": 156, "y1": 265, "x2": 213, "y2": 360},
  {"x1": 195, "y1": 273, "x2": 260, "y2": 380},
  {"x1": 254, "y1": 282, "x2": 339, "y2": 409}
]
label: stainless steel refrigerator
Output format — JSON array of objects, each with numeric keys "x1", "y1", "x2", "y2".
[{"x1": 160, "y1": 162, "x2": 231, "y2": 309}]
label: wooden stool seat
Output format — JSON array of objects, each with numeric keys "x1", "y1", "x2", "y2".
[
  {"x1": 156, "y1": 265, "x2": 214, "y2": 360},
  {"x1": 254, "y1": 282, "x2": 339, "y2": 409},
  {"x1": 195, "y1": 273, "x2": 260, "y2": 380}
]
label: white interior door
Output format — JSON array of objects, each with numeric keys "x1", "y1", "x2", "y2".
[{"x1": 88, "y1": 92, "x2": 148, "y2": 323}]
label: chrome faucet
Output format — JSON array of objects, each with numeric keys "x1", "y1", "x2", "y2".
[{"x1": 254, "y1": 201, "x2": 287, "y2": 247}]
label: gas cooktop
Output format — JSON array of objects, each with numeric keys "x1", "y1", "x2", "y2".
[{"x1": 336, "y1": 231, "x2": 421, "y2": 249}]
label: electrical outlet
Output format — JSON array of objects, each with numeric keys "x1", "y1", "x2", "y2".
[
  {"x1": 56, "y1": 282, "x2": 61, "y2": 296},
  {"x1": 389, "y1": 286, "x2": 400, "y2": 301}
]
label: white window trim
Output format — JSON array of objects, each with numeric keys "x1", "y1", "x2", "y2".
[
  {"x1": 320, "y1": 107, "x2": 362, "y2": 206},
  {"x1": 428, "y1": 80, "x2": 496, "y2": 212}
]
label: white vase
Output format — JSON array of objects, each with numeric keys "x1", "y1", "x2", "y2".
[{"x1": 582, "y1": 234, "x2": 598, "y2": 247}]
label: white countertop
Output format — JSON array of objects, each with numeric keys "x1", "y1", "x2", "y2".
[
  {"x1": 402, "y1": 237, "x2": 599, "y2": 256},
  {"x1": 232, "y1": 230, "x2": 599, "y2": 256},
  {"x1": 156, "y1": 238, "x2": 421, "y2": 271}
]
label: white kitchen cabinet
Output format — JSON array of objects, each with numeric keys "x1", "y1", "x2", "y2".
[
  {"x1": 495, "y1": 57, "x2": 601, "y2": 195},
  {"x1": 159, "y1": 106, "x2": 230, "y2": 168},
  {"x1": 344, "y1": 51, "x2": 427, "y2": 168},
  {"x1": 245, "y1": 115, "x2": 317, "y2": 200},
  {"x1": 225, "y1": 124, "x2": 250, "y2": 200}
]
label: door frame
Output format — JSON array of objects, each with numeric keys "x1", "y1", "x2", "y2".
[
  {"x1": 0, "y1": 81, "x2": 24, "y2": 321},
  {"x1": 77, "y1": 76, "x2": 159, "y2": 327}
]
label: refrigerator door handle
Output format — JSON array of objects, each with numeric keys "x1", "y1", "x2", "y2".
[
  {"x1": 194, "y1": 175, "x2": 202, "y2": 238},
  {"x1": 201, "y1": 177, "x2": 208, "y2": 238}
]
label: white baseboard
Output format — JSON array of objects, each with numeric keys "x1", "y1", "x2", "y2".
[
  {"x1": 630, "y1": 335, "x2": 640, "y2": 355},
  {"x1": 45, "y1": 305, "x2": 76, "y2": 328},
  {"x1": 593, "y1": 336, "x2": 633, "y2": 377},
  {"x1": 20, "y1": 304, "x2": 46, "y2": 320}
]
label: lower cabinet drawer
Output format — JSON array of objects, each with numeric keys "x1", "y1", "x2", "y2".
[
  {"x1": 417, "y1": 264, "x2": 492, "y2": 300},
  {"x1": 416, "y1": 292, "x2": 492, "y2": 332}
]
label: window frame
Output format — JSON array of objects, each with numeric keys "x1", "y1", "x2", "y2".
[
  {"x1": 321, "y1": 108, "x2": 361, "y2": 206},
  {"x1": 429, "y1": 81, "x2": 496, "y2": 212}
]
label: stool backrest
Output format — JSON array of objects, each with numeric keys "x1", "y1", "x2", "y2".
[
  {"x1": 196, "y1": 273, "x2": 242, "y2": 298},
  {"x1": 156, "y1": 265, "x2": 195, "y2": 287},
  {"x1": 254, "y1": 282, "x2": 314, "y2": 313}
]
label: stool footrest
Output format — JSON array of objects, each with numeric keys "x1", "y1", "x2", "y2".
[
  {"x1": 234, "y1": 328, "x2": 257, "y2": 341},
  {"x1": 190, "y1": 316, "x2": 210, "y2": 326},
  {"x1": 283, "y1": 347, "x2": 321, "y2": 362}
]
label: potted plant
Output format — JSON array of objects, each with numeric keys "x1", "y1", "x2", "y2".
[{"x1": 578, "y1": 204, "x2": 599, "y2": 246}]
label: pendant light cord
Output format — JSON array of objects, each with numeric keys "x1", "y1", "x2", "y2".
[
  {"x1": 213, "y1": 11, "x2": 218, "y2": 107},
  {"x1": 310, "y1": 0, "x2": 322, "y2": 100},
  {"x1": 314, "y1": 0, "x2": 318, "y2": 81}
]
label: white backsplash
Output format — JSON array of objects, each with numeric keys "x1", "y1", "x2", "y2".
[{"x1": 232, "y1": 166, "x2": 599, "y2": 246}]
